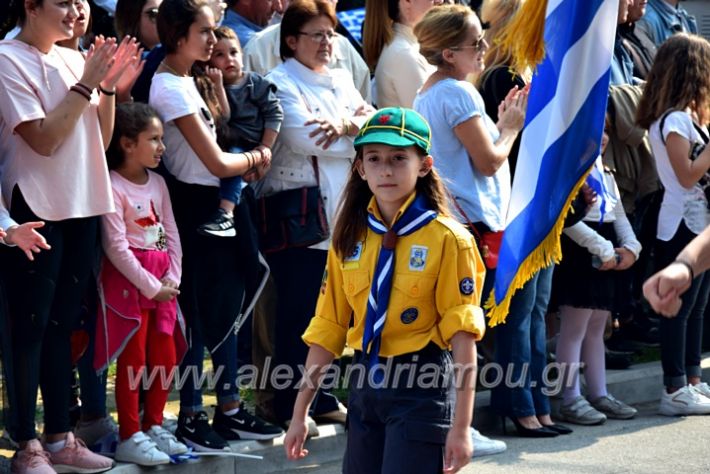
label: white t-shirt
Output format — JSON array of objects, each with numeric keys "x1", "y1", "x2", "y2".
[
  {"x1": 649, "y1": 110, "x2": 709, "y2": 240},
  {"x1": 149, "y1": 73, "x2": 219, "y2": 187},
  {"x1": 0, "y1": 40, "x2": 114, "y2": 221}
]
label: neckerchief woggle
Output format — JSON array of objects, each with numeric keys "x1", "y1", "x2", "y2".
[{"x1": 362, "y1": 193, "x2": 437, "y2": 382}]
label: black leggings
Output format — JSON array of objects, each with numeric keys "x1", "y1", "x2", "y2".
[{"x1": 2, "y1": 187, "x2": 99, "y2": 441}]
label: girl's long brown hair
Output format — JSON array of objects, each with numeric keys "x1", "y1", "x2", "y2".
[
  {"x1": 637, "y1": 33, "x2": 710, "y2": 129},
  {"x1": 332, "y1": 148, "x2": 451, "y2": 259},
  {"x1": 362, "y1": 0, "x2": 398, "y2": 71}
]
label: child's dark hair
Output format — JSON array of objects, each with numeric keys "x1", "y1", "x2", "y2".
[
  {"x1": 332, "y1": 147, "x2": 451, "y2": 259},
  {"x1": 637, "y1": 34, "x2": 710, "y2": 129},
  {"x1": 106, "y1": 103, "x2": 161, "y2": 170}
]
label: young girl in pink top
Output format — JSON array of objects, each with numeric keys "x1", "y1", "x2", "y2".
[{"x1": 96, "y1": 103, "x2": 187, "y2": 466}]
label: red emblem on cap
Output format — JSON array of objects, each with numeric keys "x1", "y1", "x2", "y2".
[{"x1": 378, "y1": 114, "x2": 391, "y2": 125}]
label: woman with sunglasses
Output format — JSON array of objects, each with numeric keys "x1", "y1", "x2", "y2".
[
  {"x1": 259, "y1": 0, "x2": 373, "y2": 430},
  {"x1": 413, "y1": 2, "x2": 527, "y2": 449},
  {"x1": 115, "y1": 0, "x2": 163, "y2": 51}
]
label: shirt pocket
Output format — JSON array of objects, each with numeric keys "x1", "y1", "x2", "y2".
[
  {"x1": 342, "y1": 269, "x2": 370, "y2": 309},
  {"x1": 391, "y1": 273, "x2": 437, "y2": 328}
]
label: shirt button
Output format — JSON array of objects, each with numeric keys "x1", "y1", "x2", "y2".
[
  {"x1": 411, "y1": 287, "x2": 419, "y2": 297},
  {"x1": 348, "y1": 284, "x2": 354, "y2": 292}
]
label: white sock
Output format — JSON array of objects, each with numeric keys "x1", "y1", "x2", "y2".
[
  {"x1": 223, "y1": 407, "x2": 239, "y2": 417},
  {"x1": 45, "y1": 439, "x2": 66, "y2": 453}
]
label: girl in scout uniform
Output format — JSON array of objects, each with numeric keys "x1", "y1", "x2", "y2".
[{"x1": 284, "y1": 107, "x2": 486, "y2": 474}]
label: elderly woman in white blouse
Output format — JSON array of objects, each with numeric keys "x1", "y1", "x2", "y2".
[{"x1": 260, "y1": 0, "x2": 373, "y2": 428}]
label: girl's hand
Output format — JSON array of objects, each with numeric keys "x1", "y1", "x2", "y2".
[
  {"x1": 497, "y1": 85, "x2": 528, "y2": 132},
  {"x1": 614, "y1": 247, "x2": 636, "y2": 270},
  {"x1": 100, "y1": 36, "x2": 141, "y2": 91},
  {"x1": 81, "y1": 37, "x2": 118, "y2": 90},
  {"x1": 598, "y1": 254, "x2": 618, "y2": 271},
  {"x1": 160, "y1": 278, "x2": 179, "y2": 290},
  {"x1": 305, "y1": 118, "x2": 343, "y2": 150},
  {"x1": 5, "y1": 222, "x2": 51, "y2": 261},
  {"x1": 443, "y1": 426, "x2": 472, "y2": 473},
  {"x1": 154, "y1": 285, "x2": 180, "y2": 302},
  {"x1": 284, "y1": 419, "x2": 309, "y2": 460}
]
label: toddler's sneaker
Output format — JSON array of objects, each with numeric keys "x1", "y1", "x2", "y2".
[
  {"x1": 175, "y1": 411, "x2": 230, "y2": 452},
  {"x1": 115, "y1": 432, "x2": 169, "y2": 466},
  {"x1": 145, "y1": 425, "x2": 188, "y2": 455},
  {"x1": 558, "y1": 396, "x2": 607, "y2": 425},
  {"x1": 469, "y1": 428, "x2": 506, "y2": 458},
  {"x1": 73, "y1": 417, "x2": 118, "y2": 457},
  {"x1": 213, "y1": 407, "x2": 283, "y2": 441},
  {"x1": 590, "y1": 394, "x2": 637, "y2": 419},
  {"x1": 48, "y1": 432, "x2": 114, "y2": 473},
  {"x1": 658, "y1": 385, "x2": 710, "y2": 416},
  {"x1": 10, "y1": 439, "x2": 55, "y2": 474},
  {"x1": 197, "y1": 209, "x2": 236, "y2": 237}
]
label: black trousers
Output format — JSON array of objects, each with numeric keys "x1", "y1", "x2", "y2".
[
  {"x1": 3, "y1": 187, "x2": 99, "y2": 440},
  {"x1": 267, "y1": 247, "x2": 340, "y2": 423},
  {"x1": 656, "y1": 221, "x2": 710, "y2": 388}
]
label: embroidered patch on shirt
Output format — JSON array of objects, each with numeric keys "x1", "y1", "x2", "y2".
[
  {"x1": 400, "y1": 307, "x2": 419, "y2": 324},
  {"x1": 409, "y1": 245, "x2": 428, "y2": 272},
  {"x1": 344, "y1": 241, "x2": 363, "y2": 269},
  {"x1": 459, "y1": 277, "x2": 475, "y2": 296}
]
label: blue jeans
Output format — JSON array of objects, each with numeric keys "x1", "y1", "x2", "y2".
[
  {"x1": 179, "y1": 330, "x2": 239, "y2": 412},
  {"x1": 492, "y1": 266, "x2": 554, "y2": 418},
  {"x1": 219, "y1": 147, "x2": 246, "y2": 206}
]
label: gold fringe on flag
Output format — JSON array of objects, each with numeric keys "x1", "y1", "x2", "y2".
[
  {"x1": 485, "y1": 167, "x2": 593, "y2": 327},
  {"x1": 496, "y1": 0, "x2": 549, "y2": 74}
]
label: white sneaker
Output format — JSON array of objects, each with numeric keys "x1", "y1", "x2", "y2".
[
  {"x1": 114, "y1": 432, "x2": 170, "y2": 466},
  {"x1": 469, "y1": 427, "x2": 507, "y2": 458},
  {"x1": 691, "y1": 382, "x2": 710, "y2": 399},
  {"x1": 146, "y1": 425, "x2": 188, "y2": 455},
  {"x1": 658, "y1": 385, "x2": 710, "y2": 416}
]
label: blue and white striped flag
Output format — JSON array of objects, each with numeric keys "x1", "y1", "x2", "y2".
[{"x1": 487, "y1": 0, "x2": 619, "y2": 325}]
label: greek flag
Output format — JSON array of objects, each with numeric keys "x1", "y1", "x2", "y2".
[{"x1": 487, "y1": 0, "x2": 619, "y2": 326}]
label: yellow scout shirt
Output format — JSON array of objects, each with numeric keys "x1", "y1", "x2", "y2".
[{"x1": 302, "y1": 196, "x2": 486, "y2": 358}]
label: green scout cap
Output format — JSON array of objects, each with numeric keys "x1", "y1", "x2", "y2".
[{"x1": 354, "y1": 107, "x2": 432, "y2": 154}]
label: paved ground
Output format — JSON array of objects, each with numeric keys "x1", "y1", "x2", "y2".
[{"x1": 259, "y1": 403, "x2": 710, "y2": 473}]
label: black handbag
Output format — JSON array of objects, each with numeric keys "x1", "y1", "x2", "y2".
[{"x1": 257, "y1": 156, "x2": 329, "y2": 253}]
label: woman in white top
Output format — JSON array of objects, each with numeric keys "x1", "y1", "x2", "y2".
[
  {"x1": 363, "y1": 0, "x2": 442, "y2": 108},
  {"x1": 0, "y1": 1, "x2": 136, "y2": 472},
  {"x1": 261, "y1": 0, "x2": 373, "y2": 426},
  {"x1": 637, "y1": 33, "x2": 710, "y2": 416},
  {"x1": 149, "y1": 0, "x2": 280, "y2": 451}
]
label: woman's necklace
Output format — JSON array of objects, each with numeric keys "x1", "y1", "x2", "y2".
[{"x1": 160, "y1": 60, "x2": 189, "y2": 77}]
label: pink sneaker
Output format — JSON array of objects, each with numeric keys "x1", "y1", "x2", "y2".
[
  {"x1": 11, "y1": 439, "x2": 56, "y2": 474},
  {"x1": 48, "y1": 433, "x2": 114, "y2": 474}
]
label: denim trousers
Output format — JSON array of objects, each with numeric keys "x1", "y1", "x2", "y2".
[{"x1": 491, "y1": 266, "x2": 554, "y2": 418}]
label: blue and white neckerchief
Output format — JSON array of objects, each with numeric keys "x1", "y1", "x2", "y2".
[{"x1": 361, "y1": 194, "x2": 437, "y2": 376}]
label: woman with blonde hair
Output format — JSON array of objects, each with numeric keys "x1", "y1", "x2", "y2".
[
  {"x1": 476, "y1": 0, "x2": 572, "y2": 437},
  {"x1": 362, "y1": 0, "x2": 442, "y2": 108}
]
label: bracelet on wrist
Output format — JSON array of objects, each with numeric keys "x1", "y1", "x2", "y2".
[
  {"x1": 69, "y1": 85, "x2": 92, "y2": 101},
  {"x1": 98, "y1": 85, "x2": 116, "y2": 96},
  {"x1": 673, "y1": 259, "x2": 695, "y2": 281},
  {"x1": 74, "y1": 82, "x2": 93, "y2": 95}
]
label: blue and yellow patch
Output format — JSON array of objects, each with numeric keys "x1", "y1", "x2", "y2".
[
  {"x1": 459, "y1": 277, "x2": 474, "y2": 296},
  {"x1": 400, "y1": 307, "x2": 419, "y2": 324}
]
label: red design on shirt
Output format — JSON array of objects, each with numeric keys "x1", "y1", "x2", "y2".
[{"x1": 134, "y1": 200, "x2": 160, "y2": 228}]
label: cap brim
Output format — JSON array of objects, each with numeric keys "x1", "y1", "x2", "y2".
[{"x1": 354, "y1": 131, "x2": 420, "y2": 150}]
